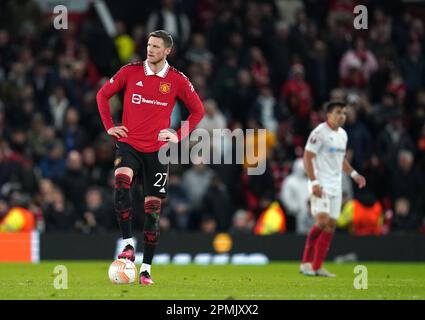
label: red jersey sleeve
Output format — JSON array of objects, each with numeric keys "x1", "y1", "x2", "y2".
[
  {"x1": 96, "y1": 66, "x2": 128, "y2": 131},
  {"x1": 175, "y1": 74, "x2": 205, "y2": 141}
]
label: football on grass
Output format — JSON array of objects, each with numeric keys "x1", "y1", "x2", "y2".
[{"x1": 108, "y1": 259, "x2": 137, "y2": 284}]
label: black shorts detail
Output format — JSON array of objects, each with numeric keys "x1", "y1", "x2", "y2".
[{"x1": 114, "y1": 142, "x2": 169, "y2": 198}]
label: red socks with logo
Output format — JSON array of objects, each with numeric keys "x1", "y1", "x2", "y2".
[
  {"x1": 312, "y1": 231, "x2": 333, "y2": 270},
  {"x1": 302, "y1": 225, "x2": 322, "y2": 263}
]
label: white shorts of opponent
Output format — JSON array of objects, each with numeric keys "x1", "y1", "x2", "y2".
[{"x1": 310, "y1": 193, "x2": 342, "y2": 220}]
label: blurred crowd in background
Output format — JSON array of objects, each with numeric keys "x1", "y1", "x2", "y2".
[{"x1": 0, "y1": 0, "x2": 424, "y2": 235}]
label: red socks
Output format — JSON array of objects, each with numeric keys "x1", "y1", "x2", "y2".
[
  {"x1": 302, "y1": 225, "x2": 322, "y2": 263},
  {"x1": 312, "y1": 231, "x2": 333, "y2": 270}
]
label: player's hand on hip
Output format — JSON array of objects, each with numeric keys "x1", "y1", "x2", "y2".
[
  {"x1": 107, "y1": 126, "x2": 128, "y2": 138},
  {"x1": 158, "y1": 129, "x2": 178, "y2": 143},
  {"x1": 312, "y1": 185, "x2": 323, "y2": 198},
  {"x1": 353, "y1": 174, "x2": 366, "y2": 188}
]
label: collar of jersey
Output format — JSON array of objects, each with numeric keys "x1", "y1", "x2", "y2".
[{"x1": 144, "y1": 60, "x2": 169, "y2": 78}]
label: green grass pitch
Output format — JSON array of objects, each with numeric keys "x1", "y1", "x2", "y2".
[{"x1": 0, "y1": 262, "x2": 424, "y2": 300}]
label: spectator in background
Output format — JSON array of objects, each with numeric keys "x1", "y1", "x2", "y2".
[
  {"x1": 411, "y1": 89, "x2": 425, "y2": 146},
  {"x1": 227, "y1": 31, "x2": 247, "y2": 68},
  {"x1": 201, "y1": 174, "x2": 233, "y2": 232},
  {"x1": 270, "y1": 144, "x2": 291, "y2": 198},
  {"x1": 250, "y1": 86, "x2": 281, "y2": 136},
  {"x1": 281, "y1": 63, "x2": 312, "y2": 124},
  {"x1": 400, "y1": 41, "x2": 425, "y2": 105},
  {"x1": 307, "y1": 39, "x2": 334, "y2": 105},
  {"x1": 185, "y1": 33, "x2": 213, "y2": 64},
  {"x1": 377, "y1": 118, "x2": 415, "y2": 171},
  {"x1": 345, "y1": 105, "x2": 373, "y2": 169},
  {"x1": 59, "y1": 150, "x2": 89, "y2": 214},
  {"x1": 339, "y1": 54, "x2": 366, "y2": 89},
  {"x1": 229, "y1": 209, "x2": 255, "y2": 234},
  {"x1": 386, "y1": 69, "x2": 407, "y2": 107},
  {"x1": 248, "y1": 47, "x2": 270, "y2": 89},
  {"x1": 390, "y1": 150, "x2": 423, "y2": 212},
  {"x1": 28, "y1": 122, "x2": 56, "y2": 162},
  {"x1": 114, "y1": 21, "x2": 135, "y2": 64},
  {"x1": 62, "y1": 107, "x2": 88, "y2": 152},
  {"x1": 47, "y1": 86, "x2": 69, "y2": 131},
  {"x1": 369, "y1": 54, "x2": 392, "y2": 104},
  {"x1": 146, "y1": 0, "x2": 191, "y2": 50},
  {"x1": 79, "y1": 187, "x2": 115, "y2": 233},
  {"x1": 81, "y1": 146, "x2": 102, "y2": 185},
  {"x1": 193, "y1": 0, "x2": 218, "y2": 32},
  {"x1": 391, "y1": 197, "x2": 421, "y2": 233},
  {"x1": 0, "y1": 29, "x2": 12, "y2": 76},
  {"x1": 161, "y1": 172, "x2": 191, "y2": 231},
  {"x1": 339, "y1": 37, "x2": 378, "y2": 86},
  {"x1": 371, "y1": 92, "x2": 403, "y2": 129},
  {"x1": 327, "y1": 0, "x2": 356, "y2": 32},
  {"x1": 43, "y1": 187, "x2": 77, "y2": 232},
  {"x1": 227, "y1": 68, "x2": 257, "y2": 125},
  {"x1": 275, "y1": 0, "x2": 304, "y2": 26},
  {"x1": 207, "y1": 9, "x2": 241, "y2": 55},
  {"x1": 213, "y1": 52, "x2": 240, "y2": 120},
  {"x1": 244, "y1": 118, "x2": 277, "y2": 173},
  {"x1": 197, "y1": 99, "x2": 227, "y2": 157},
  {"x1": 280, "y1": 158, "x2": 312, "y2": 234},
  {"x1": 197, "y1": 99, "x2": 226, "y2": 134},
  {"x1": 243, "y1": 161, "x2": 276, "y2": 217},
  {"x1": 266, "y1": 21, "x2": 291, "y2": 93},
  {"x1": 200, "y1": 215, "x2": 216, "y2": 234},
  {"x1": 368, "y1": 9, "x2": 398, "y2": 63},
  {"x1": 288, "y1": 9, "x2": 312, "y2": 61},
  {"x1": 181, "y1": 158, "x2": 214, "y2": 219},
  {"x1": 132, "y1": 24, "x2": 148, "y2": 59},
  {"x1": 36, "y1": 178, "x2": 55, "y2": 205},
  {"x1": 2, "y1": 0, "x2": 42, "y2": 40},
  {"x1": 38, "y1": 141, "x2": 66, "y2": 181}
]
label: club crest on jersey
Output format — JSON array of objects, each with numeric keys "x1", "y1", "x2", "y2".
[
  {"x1": 114, "y1": 157, "x2": 122, "y2": 167},
  {"x1": 159, "y1": 82, "x2": 171, "y2": 94}
]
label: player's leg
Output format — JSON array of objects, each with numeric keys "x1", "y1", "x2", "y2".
[
  {"x1": 312, "y1": 194, "x2": 341, "y2": 277},
  {"x1": 140, "y1": 195, "x2": 162, "y2": 285},
  {"x1": 312, "y1": 216, "x2": 336, "y2": 277},
  {"x1": 300, "y1": 195, "x2": 329, "y2": 274},
  {"x1": 114, "y1": 143, "x2": 140, "y2": 261},
  {"x1": 301, "y1": 212, "x2": 327, "y2": 274},
  {"x1": 139, "y1": 151, "x2": 168, "y2": 285}
]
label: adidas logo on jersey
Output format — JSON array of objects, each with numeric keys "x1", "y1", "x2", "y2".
[
  {"x1": 136, "y1": 81, "x2": 143, "y2": 87},
  {"x1": 159, "y1": 188, "x2": 166, "y2": 193}
]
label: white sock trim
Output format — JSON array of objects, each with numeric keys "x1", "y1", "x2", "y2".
[
  {"x1": 123, "y1": 238, "x2": 135, "y2": 248},
  {"x1": 141, "y1": 263, "x2": 151, "y2": 274}
]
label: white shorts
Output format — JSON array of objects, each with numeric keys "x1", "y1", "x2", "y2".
[{"x1": 310, "y1": 193, "x2": 342, "y2": 220}]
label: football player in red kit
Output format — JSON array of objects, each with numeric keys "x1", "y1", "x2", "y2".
[{"x1": 96, "y1": 30, "x2": 204, "y2": 285}]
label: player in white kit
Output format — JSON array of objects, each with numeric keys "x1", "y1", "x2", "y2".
[{"x1": 300, "y1": 101, "x2": 366, "y2": 277}]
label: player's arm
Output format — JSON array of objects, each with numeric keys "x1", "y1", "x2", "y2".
[
  {"x1": 96, "y1": 67, "x2": 129, "y2": 138},
  {"x1": 343, "y1": 158, "x2": 366, "y2": 188},
  {"x1": 158, "y1": 75, "x2": 205, "y2": 143},
  {"x1": 175, "y1": 74, "x2": 205, "y2": 141},
  {"x1": 304, "y1": 150, "x2": 323, "y2": 197},
  {"x1": 304, "y1": 130, "x2": 324, "y2": 197}
]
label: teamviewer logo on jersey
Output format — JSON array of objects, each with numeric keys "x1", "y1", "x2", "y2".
[{"x1": 132, "y1": 94, "x2": 141, "y2": 104}]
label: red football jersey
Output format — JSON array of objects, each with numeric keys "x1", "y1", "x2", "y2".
[{"x1": 96, "y1": 60, "x2": 205, "y2": 152}]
